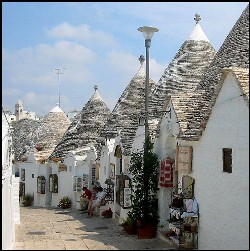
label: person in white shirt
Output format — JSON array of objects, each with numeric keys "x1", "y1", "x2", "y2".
[{"x1": 87, "y1": 186, "x2": 106, "y2": 217}]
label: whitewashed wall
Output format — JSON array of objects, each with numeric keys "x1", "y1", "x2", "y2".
[
  {"x1": 2, "y1": 113, "x2": 20, "y2": 250},
  {"x1": 12, "y1": 176, "x2": 20, "y2": 224},
  {"x1": 60, "y1": 154, "x2": 77, "y2": 208},
  {"x1": 2, "y1": 173, "x2": 15, "y2": 250},
  {"x1": 37, "y1": 162, "x2": 47, "y2": 207},
  {"x1": 189, "y1": 73, "x2": 249, "y2": 250},
  {"x1": 99, "y1": 137, "x2": 135, "y2": 222},
  {"x1": 150, "y1": 102, "x2": 180, "y2": 231},
  {"x1": 99, "y1": 139, "x2": 115, "y2": 187},
  {"x1": 51, "y1": 162, "x2": 62, "y2": 207},
  {"x1": 19, "y1": 161, "x2": 37, "y2": 202}
]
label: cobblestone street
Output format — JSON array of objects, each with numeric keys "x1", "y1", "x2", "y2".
[{"x1": 13, "y1": 206, "x2": 178, "y2": 250}]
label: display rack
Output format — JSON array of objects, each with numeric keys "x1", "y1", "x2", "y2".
[{"x1": 167, "y1": 176, "x2": 199, "y2": 250}]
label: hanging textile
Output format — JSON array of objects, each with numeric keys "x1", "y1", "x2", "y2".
[
  {"x1": 159, "y1": 158, "x2": 174, "y2": 187},
  {"x1": 182, "y1": 175, "x2": 194, "y2": 198}
]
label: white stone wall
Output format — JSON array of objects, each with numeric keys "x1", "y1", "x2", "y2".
[
  {"x1": 37, "y1": 162, "x2": 47, "y2": 207},
  {"x1": 153, "y1": 105, "x2": 180, "y2": 230},
  {"x1": 2, "y1": 114, "x2": 19, "y2": 250},
  {"x1": 12, "y1": 176, "x2": 20, "y2": 224},
  {"x1": 18, "y1": 161, "x2": 37, "y2": 204},
  {"x1": 2, "y1": 174, "x2": 14, "y2": 250},
  {"x1": 99, "y1": 145, "x2": 111, "y2": 187},
  {"x1": 191, "y1": 73, "x2": 249, "y2": 250},
  {"x1": 51, "y1": 163, "x2": 61, "y2": 207}
]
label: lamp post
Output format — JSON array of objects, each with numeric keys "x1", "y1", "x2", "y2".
[
  {"x1": 138, "y1": 26, "x2": 159, "y2": 221},
  {"x1": 137, "y1": 26, "x2": 159, "y2": 145}
]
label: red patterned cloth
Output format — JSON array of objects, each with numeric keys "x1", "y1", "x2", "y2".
[{"x1": 159, "y1": 158, "x2": 174, "y2": 187}]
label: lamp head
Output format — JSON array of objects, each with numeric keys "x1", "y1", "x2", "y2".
[{"x1": 137, "y1": 26, "x2": 159, "y2": 40}]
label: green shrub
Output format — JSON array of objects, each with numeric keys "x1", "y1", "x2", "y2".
[{"x1": 23, "y1": 193, "x2": 33, "y2": 202}]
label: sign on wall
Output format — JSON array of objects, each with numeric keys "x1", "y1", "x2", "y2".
[
  {"x1": 123, "y1": 187, "x2": 132, "y2": 208},
  {"x1": 58, "y1": 163, "x2": 67, "y2": 172},
  {"x1": 109, "y1": 163, "x2": 115, "y2": 179},
  {"x1": 176, "y1": 146, "x2": 193, "y2": 174}
]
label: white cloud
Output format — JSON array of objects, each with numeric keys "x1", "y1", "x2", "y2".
[
  {"x1": 46, "y1": 22, "x2": 117, "y2": 47},
  {"x1": 3, "y1": 88, "x2": 22, "y2": 101},
  {"x1": 107, "y1": 51, "x2": 139, "y2": 76},
  {"x1": 149, "y1": 58, "x2": 167, "y2": 83},
  {"x1": 3, "y1": 41, "x2": 97, "y2": 87},
  {"x1": 106, "y1": 50, "x2": 166, "y2": 84},
  {"x1": 22, "y1": 92, "x2": 71, "y2": 116}
]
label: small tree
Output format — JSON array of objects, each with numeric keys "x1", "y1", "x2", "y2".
[{"x1": 129, "y1": 136, "x2": 159, "y2": 224}]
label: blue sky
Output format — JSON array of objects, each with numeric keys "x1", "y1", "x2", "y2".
[{"x1": 2, "y1": 2, "x2": 248, "y2": 116}]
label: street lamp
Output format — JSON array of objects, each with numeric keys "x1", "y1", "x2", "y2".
[
  {"x1": 137, "y1": 26, "x2": 159, "y2": 143},
  {"x1": 137, "y1": 26, "x2": 159, "y2": 222}
]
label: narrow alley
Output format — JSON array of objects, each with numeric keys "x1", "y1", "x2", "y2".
[{"x1": 13, "y1": 206, "x2": 177, "y2": 250}]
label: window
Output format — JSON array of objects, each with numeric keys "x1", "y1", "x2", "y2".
[
  {"x1": 37, "y1": 176, "x2": 46, "y2": 194},
  {"x1": 223, "y1": 148, "x2": 232, "y2": 173},
  {"x1": 49, "y1": 174, "x2": 58, "y2": 193}
]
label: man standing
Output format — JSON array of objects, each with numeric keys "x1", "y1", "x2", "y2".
[{"x1": 79, "y1": 186, "x2": 92, "y2": 211}]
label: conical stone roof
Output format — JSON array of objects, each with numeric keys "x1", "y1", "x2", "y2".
[
  {"x1": 33, "y1": 105, "x2": 71, "y2": 160},
  {"x1": 100, "y1": 57, "x2": 155, "y2": 156},
  {"x1": 196, "y1": 5, "x2": 249, "y2": 93},
  {"x1": 149, "y1": 14, "x2": 216, "y2": 138},
  {"x1": 158, "y1": 6, "x2": 249, "y2": 141},
  {"x1": 49, "y1": 86, "x2": 111, "y2": 160},
  {"x1": 12, "y1": 118, "x2": 41, "y2": 161},
  {"x1": 184, "y1": 4, "x2": 249, "y2": 140}
]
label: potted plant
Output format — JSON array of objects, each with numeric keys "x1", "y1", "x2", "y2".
[
  {"x1": 58, "y1": 196, "x2": 71, "y2": 209},
  {"x1": 121, "y1": 212, "x2": 137, "y2": 235},
  {"x1": 128, "y1": 136, "x2": 159, "y2": 239},
  {"x1": 22, "y1": 193, "x2": 33, "y2": 207}
]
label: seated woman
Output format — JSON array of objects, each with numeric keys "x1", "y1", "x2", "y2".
[{"x1": 87, "y1": 186, "x2": 106, "y2": 217}]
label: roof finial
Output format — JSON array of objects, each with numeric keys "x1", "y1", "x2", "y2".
[
  {"x1": 194, "y1": 13, "x2": 201, "y2": 24},
  {"x1": 94, "y1": 85, "x2": 98, "y2": 92},
  {"x1": 139, "y1": 55, "x2": 145, "y2": 66}
]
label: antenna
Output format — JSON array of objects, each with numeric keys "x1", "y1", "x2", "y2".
[{"x1": 51, "y1": 67, "x2": 68, "y2": 108}]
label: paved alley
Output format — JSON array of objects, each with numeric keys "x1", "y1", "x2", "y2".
[{"x1": 13, "y1": 206, "x2": 178, "y2": 250}]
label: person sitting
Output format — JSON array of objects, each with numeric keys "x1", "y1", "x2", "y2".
[
  {"x1": 87, "y1": 186, "x2": 106, "y2": 217},
  {"x1": 79, "y1": 186, "x2": 92, "y2": 211}
]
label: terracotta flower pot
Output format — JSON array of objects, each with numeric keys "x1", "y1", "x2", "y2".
[
  {"x1": 137, "y1": 222, "x2": 157, "y2": 239},
  {"x1": 124, "y1": 224, "x2": 137, "y2": 235},
  {"x1": 22, "y1": 201, "x2": 32, "y2": 207}
]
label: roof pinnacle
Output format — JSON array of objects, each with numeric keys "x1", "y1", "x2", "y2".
[
  {"x1": 139, "y1": 55, "x2": 145, "y2": 66},
  {"x1": 194, "y1": 13, "x2": 201, "y2": 24},
  {"x1": 94, "y1": 85, "x2": 98, "y2": 91}
]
